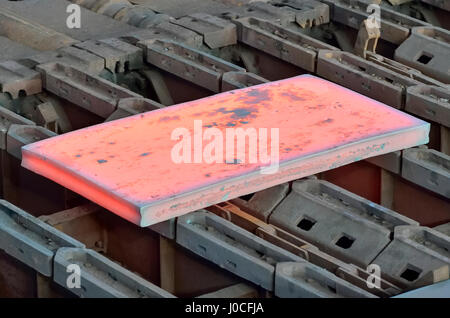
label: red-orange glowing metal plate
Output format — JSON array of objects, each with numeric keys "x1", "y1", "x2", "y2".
[{"x1": 21, "y1": 75, "x2": 429, "y2": 227}]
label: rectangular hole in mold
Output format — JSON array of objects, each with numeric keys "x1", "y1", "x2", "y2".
[
  {"x1": 400, "y1": 264, "x2": 422, "y2": 282},
  {"x1": 335, "y1": 234, "x2": 355, "y2": 249},
  {"x1": 417, "y1": 52, "x2": 433, "y2": 65},
  {"x1": 297, "y1": 217, "x2": 317, "y2": 231}
]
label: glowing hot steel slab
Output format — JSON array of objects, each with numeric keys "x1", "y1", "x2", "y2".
[{"x1": 21, "y1": 75, "x2": 429, "y2": 227}]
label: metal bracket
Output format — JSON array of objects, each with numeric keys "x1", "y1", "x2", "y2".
[
  {"x1": 176, "y1": 210, "x2": 304, "y2": 291},
  {"x1": 0, "y1": 60, "x2": 42, "y2": 99},
  {"x1": 317, "y1": 50, "x2": 422, "y2": 108},
  {"x1": 323, "y1": 0, "x2": 430, "y2": 45},
  {"x1": 173, "y1": 13, "x2": 237, "y2": 49},
  {"x1": 234, "y1": 17, "x2": 339, "y2": 73},
  {"x1": 74, "y1": 38, "x2": 143, "y2": 73},
  {"x1": 275, "y1": 262, "x2": 377, "y2": 297},
  {"x1": 270, "y1": 179, "x2": 419, "y2": 268},
  {"x1": 373, "y1": 226, "x2": 450, "y2": 288},
  {"x1": 221, "y1": 71, "x2": 268, "y2": 92},
  {"x1": 138, "y1": 39, "x2": 245, "y2": 93},
  {"x1": 406, "y1": 85, "x2": 450, "y2": 128},
  {"x1": 0, "y1": 107, "x2": 35, "y2": 150},
  {"x1": 395, "y1": 26, "x2": 450, "y2": 84},
  {"x1": 54, "y1": 247, "x2": 175, "y2": 298},
  {"x1": 268, "y1": 0, "x2": 330, "y2": 28},
  {"x1": 105, "y1": 97, "x2": 164, "y2": 122},
  {"x1": 402, "y1": 148, "x2": 450, "y2": 199},
  {"x1": 365, "y1": 52, "x2": 446, "y2": 87},
  {"x1": 0, "y1": 200, "x2": 84, "y2": 277},
  {"x1": 37, "y1": 62, "x2": 141, "y2": 118},
  {"x1": 7, "y1": 124, "x2": 56, "y2": 160},
  {"x1": 254, "y1": 221, "x2": 401, "y2": 297},
  {"x1": 120, "y1": 23, "x2": 203, "y2": 49},
  {"x1": 23, "y1": 46, "x2": 105, "y2": 75}
]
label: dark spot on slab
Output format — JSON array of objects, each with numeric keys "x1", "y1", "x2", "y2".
[
  {"x1": 226, "y1": 122, "x2": 236, "y2": 127},
  {"x1": 159, "y1": 115, "x2": 180, "y2": 122},
  {"x1": 316, "y1": 118, "x2": 334, "y2": 126},
  {"x1": 97, "y1": 159, "x2": 108, "y2": 164},
  {"x1": 240, "y1": 121, "x2": 249, "y2": 124},
  {"x1": 231, "y1": 107, "x2": 257, "y2": 119},
  {"x1": 212, "y1": 107, "x2": 258, "y2": 120},
  {"x1": 281, "y1": 92, "x2": 305, "y2": 101},
  {"x1": 204, "y1": 122, "x2": 218, "y2": 128},
  {"x1": 205, "y1": 173, "x2": 211, "y2": 177},
  {"x1": 109, "y1": 142, "x2": 116, "y2": 145},
  {"x1": 140, "y1": 152, "x2": 151, "y2": 157},
  {"x1": 75, "y1": 154, "x2": 82, "y2": 158},
  {"x1": 247, "y1": 90, "x2": 260, "y2": 97},
  {"x1": 237, "y1": 88, "x2": 271, "y2": 105}
]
